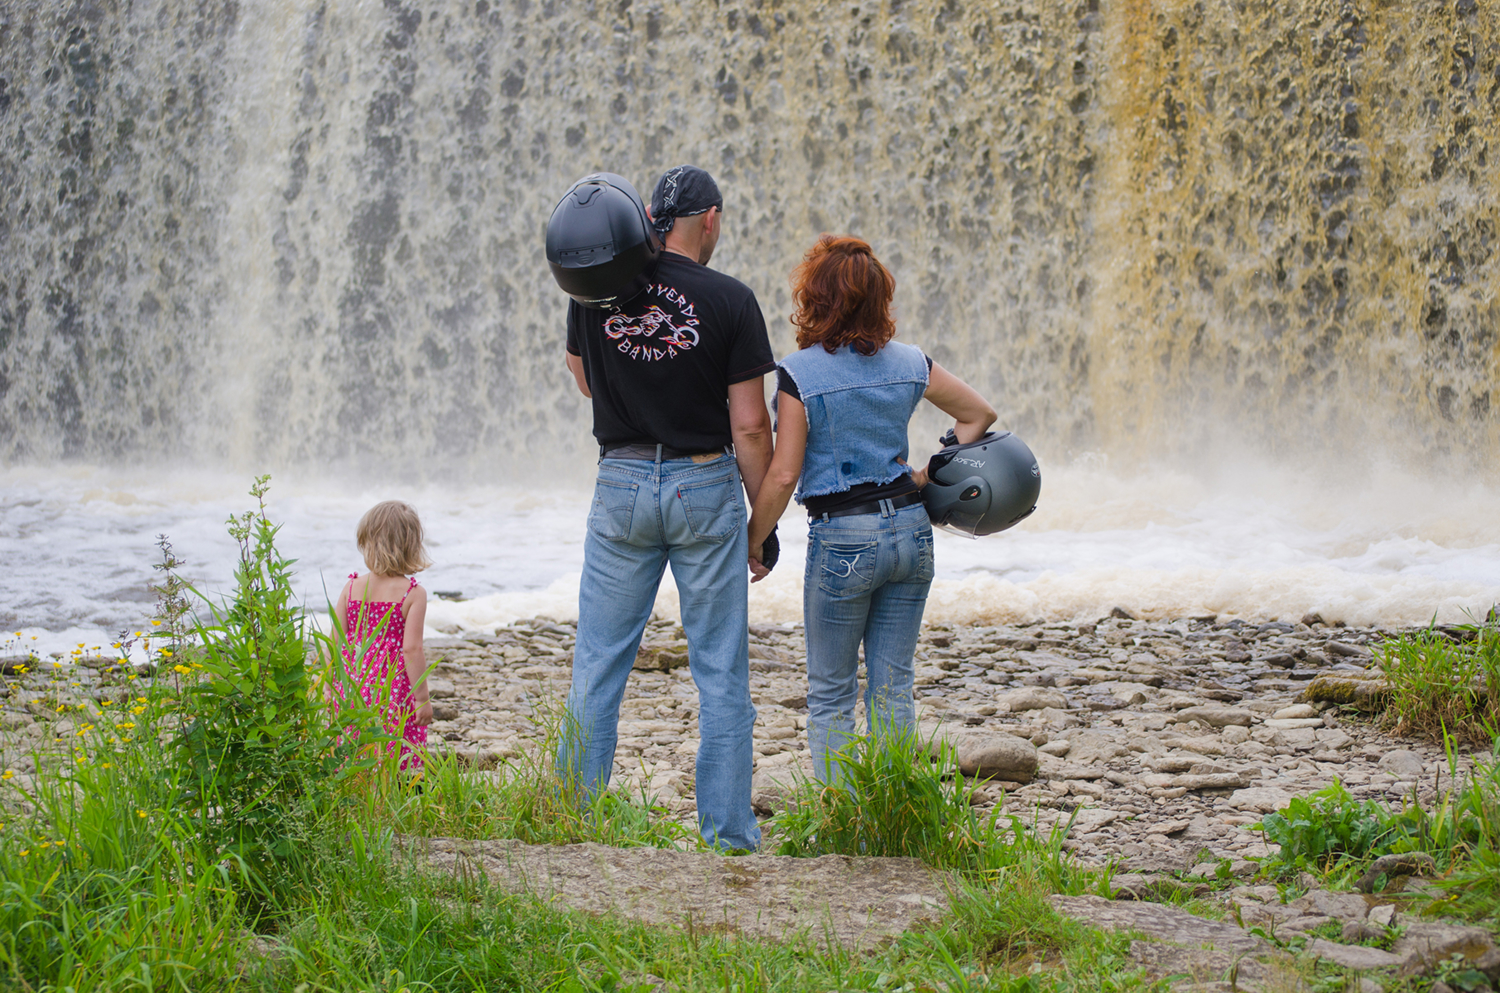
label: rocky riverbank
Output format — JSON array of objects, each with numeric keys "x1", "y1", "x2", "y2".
[
  {"x1": 413, "y1": 612, "x2": 1474, "y2": 870},
  {"x1": 5, "y1": 612, "x2": 1498, "y2": 990},
  {"x1": 0, "y1": 612, "x2": 1478, "y2": 863},
  {"x1": 408, "y1": 613, "x2": 1500, "y2": 990}
]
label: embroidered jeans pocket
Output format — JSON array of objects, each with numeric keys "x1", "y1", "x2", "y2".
[
  {"x1": 817, "y1": 540, "x2": 877, "y2": 596},
  {"x1": 588, "y1": 479, "x2": 638, "y2": 540},
  {"x1": 913, "y1": 528, "x2": 936, "y2": 584},
  {"x1": 678, "y1": 471, "x2": 743, "y2": 542}
]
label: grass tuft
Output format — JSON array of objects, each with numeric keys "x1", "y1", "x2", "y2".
[{"x1": 1376, "y1": 618, "x2": 1500, "y2": 743}]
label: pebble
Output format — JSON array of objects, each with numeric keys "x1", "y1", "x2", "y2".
[{"x1": 1378, "y1": 749, "x2": 1426, "y2": 780}]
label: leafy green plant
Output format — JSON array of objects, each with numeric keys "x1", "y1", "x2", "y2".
[{"x1": 1259, "y1": 779, "x2": 1396, "y2": 872}]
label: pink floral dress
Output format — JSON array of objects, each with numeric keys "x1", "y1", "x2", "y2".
[{"x1": 341, "y1": 574, "x2": 426, "y2": 770}]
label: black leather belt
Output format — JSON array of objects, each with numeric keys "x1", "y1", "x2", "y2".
[
  {"x1": 601, "y1": 443, "x2": 731, "y2": 461},
  {"x1": 810, "y1": 490, "x2": 925, "y2": 521}
]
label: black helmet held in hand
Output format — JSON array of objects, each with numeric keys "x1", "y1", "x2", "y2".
[
  {"x1": 921, "y1": 430, "x2": 1040, "y2": 538},
  {"x1": 545, "y1": 173, "x2": 661, "y2": 309}
]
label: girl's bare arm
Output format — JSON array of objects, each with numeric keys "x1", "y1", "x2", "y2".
[
  {"x1": 333, "y1": 581, "x2": 350, "y2": 638},
  {"x1": 402, "y1": 585, "x2": 434, "y2": 725}
]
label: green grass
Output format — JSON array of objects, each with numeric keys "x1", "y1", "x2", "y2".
[
  {"x1": 0, "y1": 716, "x2": 1166, "y2": 993},
  {"x1": 1376, "y1": 619, "x2": 1500, "y2": 743}
]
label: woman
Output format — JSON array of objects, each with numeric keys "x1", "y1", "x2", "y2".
[{"x1": 747, "y1": 235, "x2": 996, "y2": 783}]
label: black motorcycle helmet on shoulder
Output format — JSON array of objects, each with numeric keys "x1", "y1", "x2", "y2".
[
  {"x1": 545, "y1": 172, "x2": 660, "y2": 309},
  {"x1": 922, "y1": 430, "x2": 1040, "y2": 538}
]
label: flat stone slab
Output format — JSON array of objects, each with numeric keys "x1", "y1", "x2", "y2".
[
  {"x1": 1049, "y1": 894, "x2": 1269, "y2": 954},
  {"x1": 415, "y1": 837, "x2": 950, "y2": 949},
  {"x1": 1306, "y1": 938, "x2": 1403, "y2": 970},
  {"x1": 1128, "y1": 940, "x2": 1297, "y2": 992}
]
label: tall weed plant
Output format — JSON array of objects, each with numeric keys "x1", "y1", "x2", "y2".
[{"x1": 167, "y1": 476, "x2": 396, "y2": 912}]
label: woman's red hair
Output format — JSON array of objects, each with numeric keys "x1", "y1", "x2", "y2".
[{"x1": 789, "y1": 235, "x2": 896, "y2": 356}]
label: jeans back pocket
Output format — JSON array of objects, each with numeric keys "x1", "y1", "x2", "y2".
[
  {"x1": 677, "y1": 470, "x2": 743, "y2": 542},
  {"x1": 588, "y1": 479, "x2": 638, "y2": 541},
  {"x1": 816, "y1": 538, "x2": 878, "y2": 596},
  {"x1": 913, "y1": 527, "x2": 936, "y2": 584}
]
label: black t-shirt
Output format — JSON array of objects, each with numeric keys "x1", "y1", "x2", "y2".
[{"x1": 567, "y1": 254, "x2": 775, "y2": 451}]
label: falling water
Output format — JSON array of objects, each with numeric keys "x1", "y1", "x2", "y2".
[{"x1": 3, "y1": 0, "x2": 1496, "y2": 470}]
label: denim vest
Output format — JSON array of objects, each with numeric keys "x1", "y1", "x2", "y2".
[{"x1": 779, "y1": 341, "x2": 929, "y2": 503}]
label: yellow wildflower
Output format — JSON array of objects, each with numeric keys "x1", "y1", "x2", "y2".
[
  {"x1": 160, "y1": 650, "x2": 173, "y2": 657},
  {"x1": 1, "y1": 770, "x2": 14, "y2": 780},
  {"x1": 136, "y1": 697, "x2": 147, "y2": 703},
  {"x1": 19, "y1": 850, "x2": 28, "y2": 857},
  {"x1": 137, "y1": 810, "x2": 146, "y2": 818},
  {"x1": 99, "y1": 763, "x2": 111, "y2": 770},
  {"x1": 151, "y1": 620, "x2": 162, "y2": 627},
  {"x1": 173, "y1": 664, "x2": 191, "y2": 675}
]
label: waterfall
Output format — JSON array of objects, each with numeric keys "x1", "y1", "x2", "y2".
[{"x1": 2, "y1": 0, "x2": 1496, "y2": 477}]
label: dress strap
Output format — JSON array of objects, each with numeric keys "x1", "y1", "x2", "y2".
[{"x1": 398, "y1": 576, "x2": 419, "y2": 610}]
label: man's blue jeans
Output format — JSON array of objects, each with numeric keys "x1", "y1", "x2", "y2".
[
  {"x1": 559, "y1": 454, "x2": 761, "y2": 851},
  {"x1": 803, "y1": 501, "x2": 934, "y2": 784}
]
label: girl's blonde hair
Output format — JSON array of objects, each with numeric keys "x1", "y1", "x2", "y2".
[{"x1": 357, "y1": 501, "x2": 432, "y2": 576}]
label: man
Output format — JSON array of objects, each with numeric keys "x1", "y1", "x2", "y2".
[{"x1": 560, "y1": 165, "x2": 773, "y2": 851}]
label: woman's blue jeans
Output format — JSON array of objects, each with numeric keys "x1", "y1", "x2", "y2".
[
  {"x1": 558, "y1": 454, "x2": 760, "y2": 852},
  {"x1": 803, "y1": 501, "x2": 934, "y2": 784}
]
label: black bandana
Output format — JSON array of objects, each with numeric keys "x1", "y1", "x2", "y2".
[{"x1": 650, "y1": 165, "x2": 722, "y2": 237}]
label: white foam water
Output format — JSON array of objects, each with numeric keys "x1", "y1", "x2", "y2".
[{"x1": 1, "y1": 459, "x2": 1496, "y2": 662}]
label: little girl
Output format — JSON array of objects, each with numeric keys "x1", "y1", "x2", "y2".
[{"x1": 334, "y1": 500, "x2": 434, "y2": 771}]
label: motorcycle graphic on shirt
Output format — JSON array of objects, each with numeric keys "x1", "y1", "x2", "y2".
[{"x1": 603, "y1": 284, "x2": 701, "y2": 361}]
